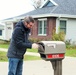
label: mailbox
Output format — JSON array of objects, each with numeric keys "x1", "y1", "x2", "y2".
[{"x1": 38, "y1": 41, "x2": 66, "y2": 60}]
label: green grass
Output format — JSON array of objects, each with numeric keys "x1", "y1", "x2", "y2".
[
  {"x1": 0, "y1": 51, "x2": 8, "y2": 62},
  {"x1": 0, "y1": 44, "x2": 9, "y2": 48},
  {"x1": 0, "y1": 43, "x2": 76, "y2": 62},
  {"x1": 24, "y1": 55, "x2": 41, "y2": 61},
  {"x1": 65, "y1": 49, "x2": 76, "y2": 57},
  {"x1": 0, "y1": 49, "x2": 76, "y2": 62},
  {"x1": 0, "y1": 51, "x2": 41, "y2": 62},
  {"x1": 27, "y1": 49, "x2": 38, "y2": 53},
  {"x1": 0, "y1": 43, "x2": 38, "y2": 53}
]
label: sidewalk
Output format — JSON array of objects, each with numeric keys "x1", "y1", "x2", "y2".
[
  {"x1": 0, "y1": 48, "x2": 7, "y2": 52},
  {"x1": 0, "y1": 48, "x2": 40, "y2": 56}
]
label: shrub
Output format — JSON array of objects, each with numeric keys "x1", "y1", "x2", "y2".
[
  {"x1": 29, "y1": 38, "x2": 41, "y2": 43},
  {"x1": 65, "y1": 39, "x2": 71, "y2": 45},
  {"x1": 65, "y1": 39, "x2": 76, "y2": 49},
  {"x1": 52, "y1": 28, "x2": 65, "y2": 41},
  {"x1": 29, "y1": 37, "x2": 51, "y2": 43}
]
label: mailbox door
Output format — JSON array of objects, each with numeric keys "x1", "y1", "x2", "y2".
[{"x1": 45, "y1": 43, "x2": 65, "y2": 54}]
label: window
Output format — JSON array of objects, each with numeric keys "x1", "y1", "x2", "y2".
[
  {"x1": 0, "y1": 30, "x2": 2, "y2": 35},
  {"x1": 38, "y1": 19, "x2": 47, "y2": 35},
  {"x1": 43, "y1": 1, "x2": 55, "y2": 7},
  {"x1": 60, "y1": 20, "x2": 66, "y2": 34}
]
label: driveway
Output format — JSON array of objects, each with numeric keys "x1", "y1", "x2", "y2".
[{"x1": 0, "y1": 56, "x2": 76, "y2": 75}]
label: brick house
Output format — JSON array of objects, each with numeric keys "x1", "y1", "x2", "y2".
[{"x1": 1, "y1": 0, "x2": 76, "y2": 44}]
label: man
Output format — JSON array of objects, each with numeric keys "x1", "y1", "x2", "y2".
[{"x1": 7, "y1": 16, "x2": 39, "y2": 75}]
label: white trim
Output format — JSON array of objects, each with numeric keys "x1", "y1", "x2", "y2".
[
  {"x1": 38, "y1": 18, "x2": 47, "y2": 20},
  {"x1": 56, "y1": 18, "x2": 68, "y2": 34},
  {"x1": 51, "y1": 0, "x2": 58, "y2": 6},
  {"x1": 38, "y1": 34, "x2": 47, "y2": 36},
  {"x1": 40, "y1": 0, "x2": 49, "y2": 8},
  {"x1": 58, "y1": 18, "x2": 68, "y2": 21},
  {"x1": 38, "y1": 19, "x2": 47, "y2": 35},
  {"x1": 40, "y1": 0, "x2": 58, "y2": 8},
  {"x1": 33, "y1": 14, "x2": 76, "y2": 19},
  {"x1": 59, "y1": 19, "x2": 67, "y2": 34}
]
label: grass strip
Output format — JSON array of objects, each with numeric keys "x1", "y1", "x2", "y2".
[{"x1": 0, "y1": 51, "x2": 41, "y2": 62}]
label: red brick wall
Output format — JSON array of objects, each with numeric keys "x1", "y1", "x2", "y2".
[
  {"x1": 30, "y1": 17, "x2": 56, "y2": 40},
  {"x1": 47, "y1": 17, "x2": 56, "y2": 38}
]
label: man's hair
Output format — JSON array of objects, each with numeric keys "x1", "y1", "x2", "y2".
[{"x1": 24, "y1": 16, "x2": 34, "y2": 24}]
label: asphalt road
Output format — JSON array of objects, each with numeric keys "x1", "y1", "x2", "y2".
[{"x1": 0, "y1": 56, "x2": 76, "y2": 75}]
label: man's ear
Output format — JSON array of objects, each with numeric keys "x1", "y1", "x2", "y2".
[{"x1": 24, "y1": 22, "x2": 28, "y2": 26}]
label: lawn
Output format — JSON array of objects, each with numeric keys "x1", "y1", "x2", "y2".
[
  {"x1": 0, "y1": 42, "x2": 41, "y2": 62},
  {"x1": 65, "y1": 49, "x2": 76, "y2": 57},
  {"x1": 0, "y1": 51, "x2": 8, "y2": 62},
  {"x1": 0, "y1": 43, "x2": 76, "y2": 62},
  {"x1": 0, "y1": 51, "x2": 41, "y2": 62},
  {"x1": 0, "y1": 43, "x2": 9, "y2": 48},
  {"x1": 0, "y1": 49, "x2": 76, "y2": 62},
  {"x1": 0, "y1": 43, "x2": 38, "y2": 53}
]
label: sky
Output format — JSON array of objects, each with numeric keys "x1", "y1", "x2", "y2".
[{"x1": 0, "y1": 0, "x2": 35, "y2": 20}]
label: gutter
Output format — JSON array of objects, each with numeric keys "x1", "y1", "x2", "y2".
[{"x1": 1, "y1": 13, "x2": 76, "y2": 23}]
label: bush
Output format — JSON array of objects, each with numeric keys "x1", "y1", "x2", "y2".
[
  {"x1": 29, "y1": 38, "x2": 41, "y2": 43},
  {"x1": 52, "y1": 28, "x2": 65, "y2": 41},
  {"x1": 29, "y1": 38, "x2": 51, "y2": 43},
  {"x1": 65, "y1": 39, "x2": 76, "y2": 49},
  {"x1": 65, "y1": 39, "x2": 71, "y2": 45},
  {"x1": 66, "y1": 45, "x2": 76, "y2": 49}
]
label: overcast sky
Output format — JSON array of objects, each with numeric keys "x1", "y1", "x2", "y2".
[{"x1": 0, "y1": 0, "x2": 34, "y2": 20}]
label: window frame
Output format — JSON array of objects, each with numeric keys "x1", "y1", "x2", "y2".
[
  {"x1": 38, "y1": 18, "x2": 47, "y2": 36},
  {"x1": 59, "y1": 19, "x2": 67, "y2": 34}
]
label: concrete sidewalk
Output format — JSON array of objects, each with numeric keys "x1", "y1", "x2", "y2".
[
  {"x1": 0, "y1": 48, "x2": 40, "y2": 56},
  {"x1": 0, "y1": 48, "x2": 7, "y2": 52},
  {"x1": 0, "y1": 57, "x2": 76, "y2": 75}
]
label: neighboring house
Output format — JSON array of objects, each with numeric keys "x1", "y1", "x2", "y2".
[
  {"x1": 0, "y1": 22, "x2": 13, "y2": 40},
  {"x1": 1, "y1": 0, "x2": 76, "y2": 44},
  {"x1": 0, "y1": 24, "x2": 4, "y2": 40}
]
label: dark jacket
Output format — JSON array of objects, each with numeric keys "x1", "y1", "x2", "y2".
[{"x1": 7, "y1": 21, "x2": 32, "y2": 59}]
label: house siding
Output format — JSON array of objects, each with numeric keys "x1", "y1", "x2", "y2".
[
  {"x1": 66, "y1": 18, "x2": 76, "y2": 43},
  {"x1": 4, "y1": 22, "x2": 13, "y2": 40},
  {"x1": 56, "y1": 18, "x2": 76, "y2": 44}
]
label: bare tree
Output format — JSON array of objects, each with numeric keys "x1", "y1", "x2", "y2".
[{"x1": 31, "y1": 0, "x2": 46, "y2": 9}]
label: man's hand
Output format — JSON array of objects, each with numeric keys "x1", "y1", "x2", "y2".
[{"x1": 32, "y1": 43, "x2": 39, "y2": 49}]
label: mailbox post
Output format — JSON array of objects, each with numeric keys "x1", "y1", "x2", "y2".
[{"x1": 38, "y1": 41, "x2": 66, "y2": 75}]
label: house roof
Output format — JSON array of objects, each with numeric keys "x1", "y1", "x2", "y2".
[
  {"x1": 16, "y1": 0, "x2": 76, "y2": 17},
  {"x1": 2, "y1": 0, "x2": 76, "y2": 22}
]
